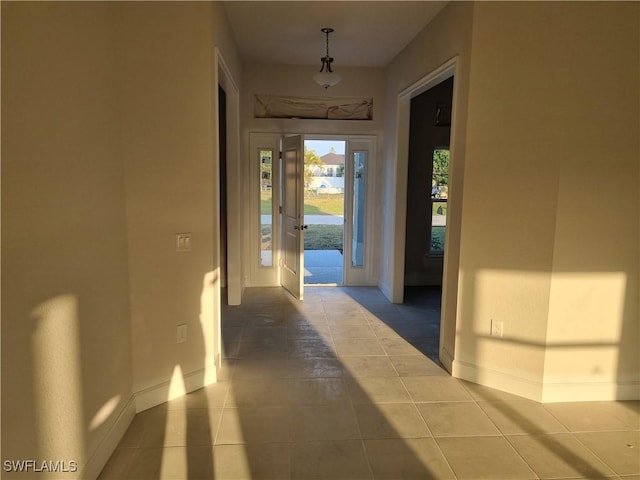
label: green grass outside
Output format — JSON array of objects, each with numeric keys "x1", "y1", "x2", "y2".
[
  {"x1": 263, "y1": 191, "x2": 444, "y2": 217},
  {"x1": 305, "y1": 225, "x2": 343, "y2": 250},
  {"x1": 261, "y1": 191, "x2": 272, "y2": 214},
  {"x1": 261, "y1": 191, "x2": 344, "y2": 216},
  {"x1": 303, "y1": 193, "x2": 344, "y2": 215},
  {"x1": 261, "y1": 224, "x2": 343, "y2": 251}
]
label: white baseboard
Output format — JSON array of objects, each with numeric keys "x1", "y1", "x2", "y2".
[
  {"x1": 452, "y1": 359, "x2": 640, "y2": 403},
  {"x1": 439, "y1": 347, "x2": 454, "y2": 374},
  {"x1": 541, "y1": 380, "x2": 640, "y2": 403},
  {"x1": 134, "y1": 365, "x2": 217, "y2": 413},
  {"x1": 452, "y1": 359, "x2": 543, "y2": 402},
  {"x1": 82, "y1": 364, "x2": 220, "y2": 478},
  {"x1": 82, "y1": 395, "x2": 136, "y2": 480},
  {"x1": 379, "y1": 282, "x2": 393, "y2": 303}
]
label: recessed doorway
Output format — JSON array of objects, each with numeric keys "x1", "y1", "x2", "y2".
[
  {"x1": 404, "y1": 76, "x2": 453, "y2": 289},
  {"x1": 303, "y1": 139, "x2": 346, "y2": 285}
]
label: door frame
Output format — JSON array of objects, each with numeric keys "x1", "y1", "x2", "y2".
[
  {"x1": 391, "y1": 57, "x2": 459, "y2": 299},
  {"x1": 212, "y1": 48, "x2": 240, "y2": 378},
  {"x1": 246, "y1": 133, "x2": 378, "y2": 289},
  {"x1": 389, "y1": 56, "x2": 461, "y2": 373},
  {"x1": 215, "y1": 48, "x2": 241, "y2": 306}
]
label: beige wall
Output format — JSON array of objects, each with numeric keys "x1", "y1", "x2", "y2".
[
  {"x1": 1, "y1": 2, "x2": 242, "y2": 476},
  {"x1": 116, "y1": 2, "x2": 241, "y2": 400},
  {"x1": 117, "y1": 1, "x2": 217, "y2": 396},
  {"x1": 539, "y1": 1, "x2": 638, "y2": 399},
  {"x1": 1, "y1": 3, "x2": 132, "y2": 476},
  {"x1": 456, "y1": 1, "x2": 639, "y2": 401}
]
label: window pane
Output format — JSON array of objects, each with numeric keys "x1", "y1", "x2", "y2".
[
  {"x1": 430, "y1": 149, "x2": 449, "y2": 254},
  {"x1": 431, "y1": 201, "x2": 447, "y2": 252},
  {"x1": 352, "y1": 151, "x2": 367, "y2": 267},
  {"x1": 260, "y1": 150, "x2": 273, "y2": 267}
]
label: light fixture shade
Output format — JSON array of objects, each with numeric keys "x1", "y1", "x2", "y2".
[{"x1": 313, "y1": 71, "x2": 341, "y2": 89}]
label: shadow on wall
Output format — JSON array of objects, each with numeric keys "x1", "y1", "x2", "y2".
[
  {"x1": 4, "y1": 293, "x2": 124, "y2": 478},
  {"x1": 118, "y1": 270, "x2": 219, "y2": 479},
  {"x1": 457, "y1": 267, "x2": 637, "y2": 402},
  {"x1": 2, "y1": 268, "x2": 219, "y2": 479}
]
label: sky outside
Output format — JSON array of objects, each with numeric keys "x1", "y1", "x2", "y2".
[{"x1": 304, "y1": 139, "x2": 345, "y2": 156}]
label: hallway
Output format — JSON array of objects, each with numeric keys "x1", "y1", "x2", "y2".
[{"x1": 99, "y1": 287, "x2": 639, "y2": 479}]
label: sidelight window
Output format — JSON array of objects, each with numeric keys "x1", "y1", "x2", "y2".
[{"x1": 260, "y1": 149, "x2": 274, "y2": 266}]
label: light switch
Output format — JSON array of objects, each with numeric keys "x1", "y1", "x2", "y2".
[{"x1": 176, "y1": 233, "x2": 192, "y2": 252}]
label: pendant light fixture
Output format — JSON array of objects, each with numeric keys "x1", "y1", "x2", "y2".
[{"x1": 313, "y1": 27, "x2": 341, "y2": 89}]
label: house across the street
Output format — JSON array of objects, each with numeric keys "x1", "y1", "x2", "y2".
[{"x1": 308, "y1": 149, "x2": 345, "y2": 193}]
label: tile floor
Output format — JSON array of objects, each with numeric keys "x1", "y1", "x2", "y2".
[{"x1": 99, "y1": 286, "x2": 640, "y2": 479}]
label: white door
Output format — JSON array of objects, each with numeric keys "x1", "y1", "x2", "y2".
[{"x1": 280, "y1": 135, "x2": 305, "y2": 299}]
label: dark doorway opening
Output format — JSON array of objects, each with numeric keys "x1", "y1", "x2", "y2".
[
  {"x1": 404, "y1": 76, "x2": 453, "y2": 289},
  {"x1": 219, "y1": 85, "x2": 228, "y2": 292},
  {"x1": 403, "y1": 76, "x2": 454, "y2": 362}
]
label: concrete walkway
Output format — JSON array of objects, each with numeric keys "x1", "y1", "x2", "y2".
[{"x1": 304, "y1": 249, "x2": 342, "y2": 284}]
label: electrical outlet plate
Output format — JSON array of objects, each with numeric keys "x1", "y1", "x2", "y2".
[
  {"x1": 177, "y1": 324, "x2": 187, "y2": 343},
  {"x1": 490, "y1": 319, "x2": 503, "y2": 338}
]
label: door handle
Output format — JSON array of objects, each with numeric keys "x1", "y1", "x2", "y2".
[{"x1": 294, "y1": 225, "x2": 309, "y2": 230}]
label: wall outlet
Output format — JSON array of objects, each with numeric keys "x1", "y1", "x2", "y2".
[
  {"x1": 490, "y1": 319, "x2": 504, "y2": 338},
  {"x1": 177, "y1": 324, "x2": 187, "y2": 343}
]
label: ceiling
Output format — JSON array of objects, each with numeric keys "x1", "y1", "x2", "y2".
[{"x1": 222, "y1": 1, "x2": 449, "y2": 68}]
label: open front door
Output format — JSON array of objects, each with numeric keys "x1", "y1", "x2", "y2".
[{"x1": 280, "y1": 135, "x2": 305, "y2": 299}]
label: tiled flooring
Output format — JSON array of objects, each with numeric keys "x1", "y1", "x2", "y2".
[{"x1": 100, "y1": 286, "x2": 640, "y2": 479}]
